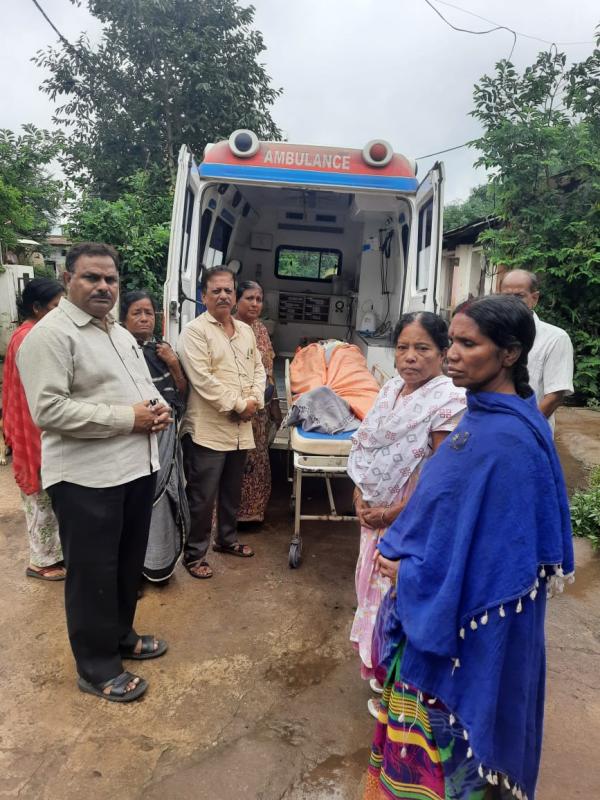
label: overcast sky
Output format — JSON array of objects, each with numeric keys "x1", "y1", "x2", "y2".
[{"x1": 2, "y1": 0, "x2": 598, "y2": 201}]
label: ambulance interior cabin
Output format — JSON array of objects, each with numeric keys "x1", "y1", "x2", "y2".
[{"x1": 183, "y1": 179, "x2": 443, "y2": 382}]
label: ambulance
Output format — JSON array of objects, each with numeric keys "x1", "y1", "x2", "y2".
[{"x1": 163, "y1": 131, "x2": 448, "y2": 376}]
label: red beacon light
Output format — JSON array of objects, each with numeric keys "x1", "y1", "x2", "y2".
[
  {"x1": 229, "y1": 129, "x2": 260, "y2": 158},
  {"x1": 362, "y1": 139, "x2": 393, "y2": 168}
]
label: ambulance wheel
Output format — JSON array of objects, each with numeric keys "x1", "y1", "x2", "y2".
[{"x1": 288, "y1": 541, "x2": 302, "y2": 569}]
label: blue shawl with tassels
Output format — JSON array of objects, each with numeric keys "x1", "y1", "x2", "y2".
[{"x1": 378, "y1": 391, "x2": 574, "y2": 799}]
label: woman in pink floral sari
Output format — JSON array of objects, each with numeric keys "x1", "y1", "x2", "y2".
[{"x1": 347, "y1": 312, "x2": 465, "y2": 715}]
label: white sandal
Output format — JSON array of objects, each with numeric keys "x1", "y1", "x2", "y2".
[
  {"x1": 369, "y1": 678, "x2": 384, "y2": 694},
  {"x1": 368, "y1": 698, "x2": 380, "y2": 719}
]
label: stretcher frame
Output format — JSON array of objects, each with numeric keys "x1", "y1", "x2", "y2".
[{"x1": 284, "y1": 358, "x2": 390, "y2": 568}]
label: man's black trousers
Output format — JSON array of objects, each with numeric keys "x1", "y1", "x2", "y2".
[
  {"x1": 47, "y1": 474, "x2": 156, "y2": 685},
  {"x1": 182, "y1": 435, "x2": 247, "y2": 565}
]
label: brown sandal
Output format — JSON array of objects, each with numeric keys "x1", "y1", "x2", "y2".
[
  {"x1": 184, "y1": 560, "x2": 213, "y2": 579},
  {"x1": 25, "y1": 563, "x2": 66, "y2": 581},
  {"x1": 212, "y1": 542, "x2": 254, "y2": 558}
]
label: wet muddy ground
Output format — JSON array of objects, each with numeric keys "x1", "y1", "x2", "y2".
[{"x1": 0, "y1": 407, "x2": 599, "y2": 799}]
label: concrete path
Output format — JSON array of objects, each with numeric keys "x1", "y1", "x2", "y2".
[{"x1": 0, "y1": 408, "x2": 599, "y2": 799}]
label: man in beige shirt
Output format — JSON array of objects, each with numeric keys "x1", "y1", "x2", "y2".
[
  {"x1": 177, "y1": 266, "x2": 266, "y2": 579},
  {"x1": 18, "y1": 242, "x2": 171, "y2": 703}
]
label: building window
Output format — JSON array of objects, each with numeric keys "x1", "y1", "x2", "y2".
[{"x1": 275, "y1": 245, "x2": 342, "y2": 282}]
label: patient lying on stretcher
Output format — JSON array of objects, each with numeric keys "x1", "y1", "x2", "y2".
[{"x1": 284, "y1": 341, "x2": 380, "y2": 434}]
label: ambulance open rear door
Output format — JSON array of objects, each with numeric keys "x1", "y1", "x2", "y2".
[
  {"x1": 163, "y1": 145, "x2": 202, "y2": 345},
  {"x1": 406, "y1": 162, "x2": 445, "y2": 313}
]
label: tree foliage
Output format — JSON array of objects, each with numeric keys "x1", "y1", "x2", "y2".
[
  {"x1": 471, "y1": 37, "x2": 600, "y2": 402},
  {"x1": 443, "y1": 184, "x2": 496, "y2": 232},
  {"x1": 0, "y1": 125, "x2": 64, "y2": 253},
  {"x1": 68, "y1": 170, "x2": 172, "y2": 296},
  {"x1": 35, "y1": 0, "x2": 281, "y2": 198}
]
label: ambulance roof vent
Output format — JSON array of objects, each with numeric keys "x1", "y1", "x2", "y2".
[
  {"x1": 229, "y1": 129, "x2": 260, "y2": 158},
  {"x1": 362, "y1": 139, "x2": 393, "y2": 168}
]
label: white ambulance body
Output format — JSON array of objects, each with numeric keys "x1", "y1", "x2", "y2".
[{"x1": 164, "y1": 132, "x2": 446, "y2": 375}]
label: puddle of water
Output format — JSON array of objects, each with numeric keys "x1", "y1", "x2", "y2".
[
  {"x1": 286, "y1": 749, "x2": 370, "y2": 799},
  {"x1": 566, "y1": 552, "x2": 600, "y2": 598},
  {"x1": 554, "y1": 441, "x2": 588, "y2": 495},
  {"x1": 264, "y1": 654, "x2": 340, "y2": 690}
]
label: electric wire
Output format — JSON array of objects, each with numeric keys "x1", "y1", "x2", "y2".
[
  {"x1": 423, "y1": 0, "x2": 517, "y2": 62},
  {"x1": 433, "y1": 0, "x2": 595, "y2": 47},
  {"x1": 30, "y1": 0, "x2": 74, "y2": 49}
]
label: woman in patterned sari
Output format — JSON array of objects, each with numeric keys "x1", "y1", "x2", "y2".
[
  {"x1": 2, "y1": 278, "x2": 65, "y2": 580},
  {"x1": 233, "y1": 281, "x2": 277, "y2": 523},
  {"x1": 364, "y1": 296, "x2": 574, "y2": 800},
  {"x1": 347, "y1": 313, "x2": 466, "y2": 715}
]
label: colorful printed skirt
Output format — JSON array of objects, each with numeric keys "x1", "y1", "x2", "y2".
[
  {"x1": 363, "y1": 655, "x2": 512, "y2": 800},
  {"x1": 237, "y1": 408, "x2": 271, "y2": 522}
]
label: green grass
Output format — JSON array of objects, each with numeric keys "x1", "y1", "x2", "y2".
[{"x1": 570, "y1": 465, "x2": 600, "y2": 550}]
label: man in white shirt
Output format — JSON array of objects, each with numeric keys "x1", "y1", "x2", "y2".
[
  {"x1": 18, "y1": 242, "x2": 171, "y2": 703},
  {"x1": 500, "y1": 269, "x2": 574, "y2": 430}
]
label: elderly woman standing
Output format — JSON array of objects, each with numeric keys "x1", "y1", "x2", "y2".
[
  {"x1": 2, "y1": 278, "x2": 65, "y2": 580},
  {"x1": 364, "y1": 296, "x2": 574, "y2": 800},
  {"x1": 347, "y1": 312, "x2": 465, "y2": 713},
  {"x1": 121, "y1": 291, "x2": 189, "y2": 582},
  {"x1": 233, "y1": 280, "x2": 277, "y2": 523}
]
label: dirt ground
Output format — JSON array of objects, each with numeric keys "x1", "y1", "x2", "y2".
[{"x1": 0, "y1": 406, "x2": 599, "y2": 800}]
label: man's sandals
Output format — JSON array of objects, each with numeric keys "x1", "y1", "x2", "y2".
[
  {"x1": 184, "y1": 544, "x2": 254, "y2": 579},
  {"x1": 77, "y1": 635, "x2": 167, "y2": 702},
  {"x1": 120, "y1": 634, "x2": 168, "y2": 660},
  {"x1": 78, "y1": 671, "x2": 148, "y2": 703},
  {"x1": 184, "y1": 560, "x2": 213, "y2": 579},
  {"x1": 213, "y1": 542, "x2": 254, "y2": 558}
]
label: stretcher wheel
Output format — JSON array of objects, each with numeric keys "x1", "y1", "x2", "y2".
[
  {"x1": 289, "y1": 495, "x2": 295, "y2": 514},
  {"x1": 288, "y1": 540, "x2": 302, "y2": 569}
]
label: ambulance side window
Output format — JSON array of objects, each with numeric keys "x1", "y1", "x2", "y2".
[
  {"x1": 206, "y1": 217, "x2": 232, "y2": 268},
  {"x1": 416, "y1": 201, "x2": 433, "y2": 292},
  {"x1": 199, "y1": 209, "x2": 213, "y2": 264}
]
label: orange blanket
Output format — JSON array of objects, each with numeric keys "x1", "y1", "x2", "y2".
[{"x1": 290, "y1": 343, "x2": 380, "y2": 420}]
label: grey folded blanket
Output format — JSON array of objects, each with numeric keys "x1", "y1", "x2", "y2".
[{"x1": 283, "y1": 385, "x2": 360, "y2": 434}]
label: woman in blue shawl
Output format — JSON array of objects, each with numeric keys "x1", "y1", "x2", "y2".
[{"x1": 364, "y1": 295, "x2": 574, "y2": 800}]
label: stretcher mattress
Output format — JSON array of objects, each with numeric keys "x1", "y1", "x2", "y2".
[{"x1": 290, "y1": 425, "x2": 354, "y2": 456}]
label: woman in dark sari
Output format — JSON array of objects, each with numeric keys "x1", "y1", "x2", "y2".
[
  {"x1": 122, "y1": 291, "x2": 190, "y2": 582},
  {"x1": 364, "y1": 295, "x2": 574, "y2": 800}
]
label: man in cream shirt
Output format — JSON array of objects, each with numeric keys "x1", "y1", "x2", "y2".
[
  {"x1": 500, "y1": 269, "x2": 574, "y2": 432},
  {"x1": 177, "y1": 266, "x2": 266, "y2": 580},
  {"x1": 18, "y1": 242, "x2": 171, "y2": 703}
]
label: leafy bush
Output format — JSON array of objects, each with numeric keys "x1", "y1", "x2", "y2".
[{"x1": 570, "y1": 465, "x2": 600, "y2": 549}]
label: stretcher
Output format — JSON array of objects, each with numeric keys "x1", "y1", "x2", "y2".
[{"x1": 284, "y1": 358, "x2": 390, "y2": 568}]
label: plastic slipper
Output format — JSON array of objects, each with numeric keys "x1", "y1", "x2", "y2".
[
  {"x1": 121, "y1": 635, "x2": 168, "y2": 660},
  {"x1": 368, "y1": 698, "x2": 380, "y2": 719},
  {"x1": 184, "y1": 560, "x2": 213, "y2": 579},
  {"x1": 77, "y1": 671, "x2": 148, "y2": 703},
  {"x1": 212, "y1": 542, "x2": 254, "y2": 558},
  {"x1": 369, "y1": 678, "x2": 384, "y2": 694},
  {"x1": 25, "y1": 564, "x2": 66, "y2": 581}
]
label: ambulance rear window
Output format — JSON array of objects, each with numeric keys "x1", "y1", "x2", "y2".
[{"x1": 275, "y1": 246, "x2": 342, "y2": 282}]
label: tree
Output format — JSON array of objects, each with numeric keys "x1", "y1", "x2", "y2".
[
  {"x1": 471, "y1": 38, "x2": 600, "y2": 402},
  {"x1": 35, "y1": 0, "x2": 281, "y2": 198},
  {"x1": 0, "y1": 125, "x2": 64, "y2": 253},
  {"x1": 68, "y1": 169, "x2": 172, "y2": 296},
  {"x1": 443, "y1": 184, "x2": 496, "y2": 231}
]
